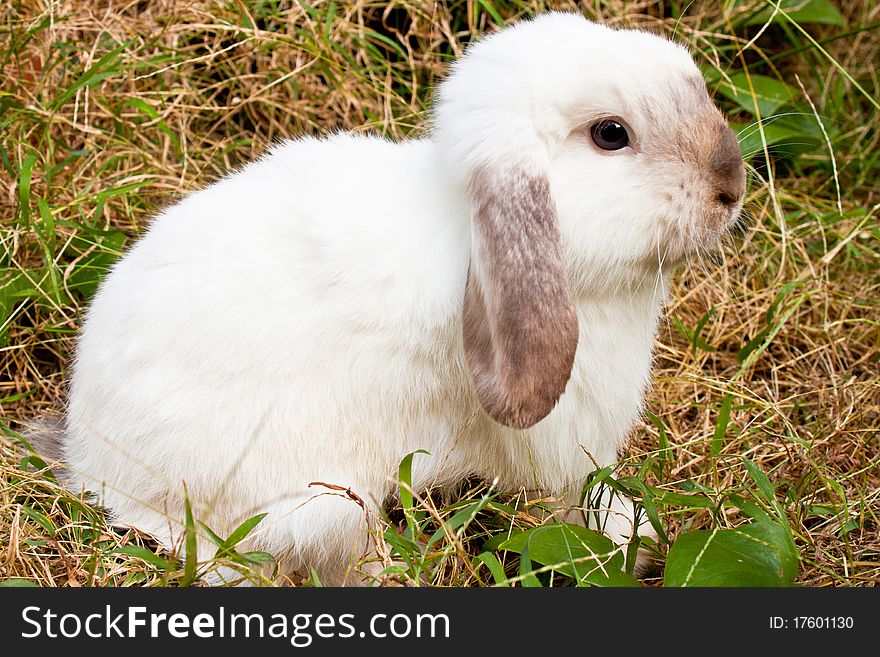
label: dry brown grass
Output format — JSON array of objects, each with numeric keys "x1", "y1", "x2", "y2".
[{"x1": 1, "y1": 0, "x2": 877, "y2": 586}]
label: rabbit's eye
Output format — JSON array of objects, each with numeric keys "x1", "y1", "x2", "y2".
[{"x1": 590, "y1": 120, "x2": 630, "y2": 151}]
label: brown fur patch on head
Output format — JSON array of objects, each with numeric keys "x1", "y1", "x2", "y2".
[
  {"x1": 710, "y1": 121, "x2": 746, "y2": 206},
  {"x1": 680, "y1": 114, "x2": 746, "y2": 236},
  {"x1": 462, "y1": 166, "x2": 579, "y2": 429},
  {"x1": 641, "y1": 76, "x2": 745, "y2": 201},
  {"x1": 651, "y1": 100, "x2": 746, "y2": 237}
]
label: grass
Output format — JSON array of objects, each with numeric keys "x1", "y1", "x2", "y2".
[{"x1": 1, "y1": 0, "x2": 877, "y2": 587}]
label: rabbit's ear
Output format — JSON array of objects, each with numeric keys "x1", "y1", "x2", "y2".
[{"x1": 463, "y1": 166, "x2": 578, "y2": 429}]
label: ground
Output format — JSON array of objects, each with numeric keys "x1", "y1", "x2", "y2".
[{"x1": 1, "y1": 0, "x2": 877, "y2": 586}]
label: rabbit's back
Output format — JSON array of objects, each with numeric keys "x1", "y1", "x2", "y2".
[{"x1": 63, "y1": 134, "x2": 475, "y2": 545}]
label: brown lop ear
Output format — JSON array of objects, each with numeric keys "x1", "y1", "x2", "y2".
[{"x1": 462, "y1": 166, "x2": 579, "y2": 429}]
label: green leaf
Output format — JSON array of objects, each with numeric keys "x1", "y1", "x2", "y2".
[
  {"x1": 62, "y1": 228, "x2": 127, "y2": 299},
  {"x1": 398, "y1": 449, "x2": 429, "y2": 539},
  {"x1": 426, "y1": 498, "x2": 489, "y2": 550},
  {"x1": 124, "y1": 98, "x2": 181, "y2": 157},
  {"x1": 578, "y1": 465, "x2": 616, "y2": 507},
  {"x1": 711, "y1": 394, "x2": 735, "y2": 457},
  {"x1": 734, "y1": 281, "x2": 807, "y2": 369},
  {"x1": 116, "y1": 545, "x2": 176, "y2": 571},
  {"x1": 21, "y1": 505, "x2": 56, "y2": 537},
  {"x1": 475, "y1": 0, "x2": 504, "y2": 25},
  {"x1": 383, "y1": 526, "x2": 422, "y2": 562},
  {"x1": 360, "y1": 28, "x2": 408, "y2": 60},
  {"x1": 222, "y1": 513, "x2": 268, "y2": 551},
  {"x1": 743, "y1": 458, "x2": 776, "y2": 502},
  {"x1": 500, "y1": 524, "x2": 639, "y2": 587},
  {"x1": 241, "y1": 551, "x2": 276, "y2": 564},
  {"x1": 196, "y1": 521, "x2": 226, "y2": 548},
  {"x1": 50, "y1": 42, "x2": 129, "y2": 111},
  {"x1": 665, "y1": 514, "x2": 798, "y2": 586},
  {"x1": 692, "y1": 307, "x2": 717, "y2": 357},
  {"x1": 398, "y1": 450, "x2": 428, "y2": 511},
  {"x1": 92, "y1": 179, "x2": 154, "y2": 202},
  {"x1": 658, "y1": 491, "x2": 717, "y2": 510},
  {"x1": 743, "y1": 0, "x2": 845, "y2": 27},
  {"x1": 35, "y1": 197, "x2": 62, "y2": 304},
  {"x1": 518, "y1": 543, "x2": 543, "y2": 587},
  {"x1": 713, "y1": 73, "x2": 797, "y2": 117},
  {"x1": 180, "y1": 490, "x2": 198, "y2": 586},
  {"x1": 0, "y1": 578, "x2": 40, "y2": 587},
  {"x1": 670, "y1": 312, "x2": 717, "y2": 358},
  {"x1": 18, "y1": 151, "x2": 37, "y2": 225},
  {"x1": 734, "y1": 112, "x2": 827, "y2": 159},
  {"x1": 475, "y1": 552, "x2": 509, "y2": 587},
  {"x1": 0, "y1": 273, "x2": 35, "y2": 346},
  {"x1": 735, "y1": 326, "x2": 772, "y2": 364},
  {"x1": 633, "y1": 488, "x2": 668, "y2": 546},
  {"x1": 645, "y1": 411, "x2": 671, "y2": 462}
]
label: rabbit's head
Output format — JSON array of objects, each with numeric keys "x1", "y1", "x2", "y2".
[{"x1": 434, "y1": 13, "x2": 745, "y2": 429}]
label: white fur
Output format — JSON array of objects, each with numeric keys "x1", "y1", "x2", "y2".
[{"x1": 59, "y1": 14, "x2": 735, "y2": 584}]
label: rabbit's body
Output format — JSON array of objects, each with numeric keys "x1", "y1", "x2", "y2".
[
  {"x1": 63, "y1": 134, "x2": 659, "y2": 581},
  {"x1": 35, "y1": 13, "x2": 745, "y2": 584}
]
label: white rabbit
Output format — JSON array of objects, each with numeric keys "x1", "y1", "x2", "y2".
[{"x1": 30, "y1": 12, "x2": 744, "y2": 585}]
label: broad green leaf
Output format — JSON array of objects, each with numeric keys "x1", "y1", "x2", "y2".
[
  {"x1": 713, "y1": 73, "x2": 797, "y2": 117},
  {"x1": 743, "y1": 0, "x2": 845, "y2": 27},
  {"x1": 665, "y1": 514, "x2": 798, "y2": 586},
  {"x1": 20, "y1": 454, "x2": 49, "y2": 473},
  {"x1": 734, "y1": 112, "x2": 827, "y2": 159},
  {"x1": 500, "y1": 524, "x2": 639, "y2": 587},
  {"x1": 0, "y1": 578, "x2": 40, "y2": 587},
  {"x1": 518, "y1": 543, "x2": 543, "y2": 587}
]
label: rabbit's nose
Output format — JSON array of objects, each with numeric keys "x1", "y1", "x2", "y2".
[{"x1": 712, "y1": 125, "x2": 746, "y2": 209}]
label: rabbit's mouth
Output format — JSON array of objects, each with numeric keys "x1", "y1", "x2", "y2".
[{"x1": 655, "y1": 201, "x2": 743, "y2": 267}]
